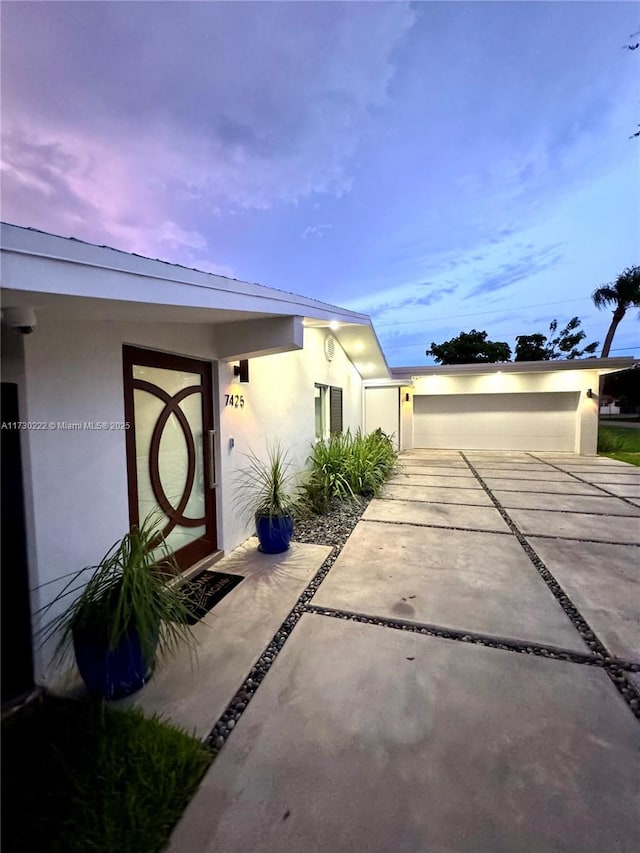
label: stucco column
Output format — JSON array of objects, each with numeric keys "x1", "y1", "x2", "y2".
[{"x1": 575, "y1": 371, "x2": 599, "y2": 455}]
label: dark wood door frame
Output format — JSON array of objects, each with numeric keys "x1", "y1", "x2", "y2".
[{"x1": 122, "y1": 346, "x2": 217, "y2": 570}]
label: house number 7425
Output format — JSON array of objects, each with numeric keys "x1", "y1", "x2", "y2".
[{"x1": 225, "y1": 394, "x2": 245, "y2": 408}]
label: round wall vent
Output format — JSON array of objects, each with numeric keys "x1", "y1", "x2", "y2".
[{"x1": 324, "y1": 334, "x2": 336, "y2": 362}]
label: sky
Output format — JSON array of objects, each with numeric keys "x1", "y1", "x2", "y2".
[{"x1": 2, "y1": 0, "x2": 639, "y2": 366}]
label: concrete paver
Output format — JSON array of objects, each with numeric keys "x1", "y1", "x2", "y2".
[
  {"x1": 507, "y1": 508, "x2": 640, "y2": 544},
  {"x1": 552, "y1": 464, "x2": 639, "y2": 475},
  {"x1": 482, "y1": 477, "x2": 604, "y2": 495},
  {"x1": 166, "y1": 451, "x2": 640, "y2": 853},
  {"x1": 598, "y1": 484, "x2": 640, "y2": 498},
  {"x1": 388, "y1": 472, "x2": 481, "y2": 488},
  {"x1": 397, "y1": 462, "x2": 473, "y2": 477},
  {"x1": 494, "y1": 490, "x2": 640, "y2": 516},
  {"x1": 464, "y1": 452, "x2": 540, "y2": 461},
  {"x1": 580, "y1": 472, "x2": 640, "y2": 485},
  {"x1": 365, "y1": 497, "x2": 509, "y2": 532},
  {"x1": 471, "y1": 468, "x2": 579, "y2": 482},
  {"x1": 168, "y1": 615, "x2": 640, "y2": 853},
  {"x1": 528, "y1": 537, "x2": 640, "y2": 662},
  {"x1": 540, "y1": 456, "x2": 635, "y2": 469},
  {"x1": 382, "y1": 483, "x2": 492, "y2": 505},
  {"x1": 313, "y1": 521, "x2": 587, "y2": 652},
  {"x1": 115, "y1": 540, "x2": 331, "y2": 737}
]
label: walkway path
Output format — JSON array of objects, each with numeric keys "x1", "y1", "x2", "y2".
[{"x1": 169, "y1": 451, "x2": 640, "y2": 853}]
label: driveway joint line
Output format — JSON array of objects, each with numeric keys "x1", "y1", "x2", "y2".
[
  {"x1": 303, "y1": 605, "x2": 640, "y2": 670},
  {"x1": 202, "y1": 546, "x2": 344, "y2": 753},
  {"x1": 527, "y1": 453, "x2": 640, "y2": 508},
  {"x1": 495, "y1": 505, "x2": 639, "y2": 518},
  {"x1": 382, "y1": 496, "x2": 493, "y2": 508},
  {"x1": 203, "y1": 500, "x2": 381, "y2": 754},
  {"x1": 362, "y1": 518, "x2": 512, "y2": 535},
  {"x1": 513, "y1": 532, "x2": 640, "y2": 546},
  {"x1": 461, "y1": 452, "x2": 640, "y2": 720}
]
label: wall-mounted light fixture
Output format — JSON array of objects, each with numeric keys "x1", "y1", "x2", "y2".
[
  {"x1": 586, "y1": 388, "x2": 594, "y2": 398},
  {"x1": 234, "y1": 360, "x2": 249, "y2": 383},
  {"x1": 405, "y1": 392, "x2": 410, "y2": 402}
]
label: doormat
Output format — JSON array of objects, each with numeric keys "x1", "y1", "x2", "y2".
[{"x1": 183, "y1": 571, "x2": 244, "y2": 625}]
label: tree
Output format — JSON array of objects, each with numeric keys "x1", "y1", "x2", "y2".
[
  {"x1": 514, "y1": 317, "x2": 598, "y2": 361},
  {"x1": 427, "y1": 329, "x2": 511, "y2": 364},
  {"x1": 513, "y1": 333, "x2": 547, "y2": 361},
  {"x1": 592, "y1": 265, "x2": 640, "y2": 357}
]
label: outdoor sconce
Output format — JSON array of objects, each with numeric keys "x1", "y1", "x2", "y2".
[
  {"x1": 405, "y1": 393, "x2": 410, "y2": 402},
  {"x1": 234, "y1": 360, "x2": 249, "y2": 383},
  {"x1": 586, "y1": 388, "x2": 593, "y2": 398}
]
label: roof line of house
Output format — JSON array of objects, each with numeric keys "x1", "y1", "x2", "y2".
[
  {"x1": 0, "y1": 222, "x2": 368, "y2": 323},
  {"x1": 390, "y1": 357, "x2": 637, "y2": 378}
]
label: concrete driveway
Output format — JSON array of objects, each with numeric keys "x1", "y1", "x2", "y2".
[{"x1": 169, "y1": 451, "x2": 640, "y2": 853}]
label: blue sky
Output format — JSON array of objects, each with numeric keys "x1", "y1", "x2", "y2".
[{"x1": 2, "y1": 1, "x2": 638, "y2": 366}]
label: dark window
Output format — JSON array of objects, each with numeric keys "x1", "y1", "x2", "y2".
[{"x1": 329, "y1": 386, "x2": 343, "y2": 435}]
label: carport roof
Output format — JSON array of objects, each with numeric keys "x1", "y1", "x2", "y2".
[{"x1": 390, "y1": 357, "x2": 637, "y2": 381}]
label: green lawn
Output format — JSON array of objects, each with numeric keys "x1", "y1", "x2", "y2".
[
  {"x1": 598, "y1": 425, "x2": 640, "y2": 467},
  {"x1": 2, "y1": 695, "x2": 212, "y2": 853}
]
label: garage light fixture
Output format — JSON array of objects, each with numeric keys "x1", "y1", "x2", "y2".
[
  {"x1": 233, "y1": 360, "x2": 249, "y2": 383},
  {"x1": 586, "y1": 388, "x2": 594, "y2": 398}
]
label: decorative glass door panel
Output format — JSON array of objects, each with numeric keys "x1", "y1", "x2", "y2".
[{"x1": 123, "y1": 347, "x2": 217, "y2": 571}]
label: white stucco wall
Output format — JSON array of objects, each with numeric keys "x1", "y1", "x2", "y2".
[
  {"x1": 15, "y1": 316, "x2": 362, "y2": 682},
  {"x1": 364, "y1": 386, "x2": 400, "y2": 448},
  {"x1": 217, "y1": 327, "x2": 362, "y2": 553},
  {"x1": 400, "y1": 386, "x2": 414, "y2": 451}
]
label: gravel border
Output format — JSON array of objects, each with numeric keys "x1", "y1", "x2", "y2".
[
  {"x1": 527, "y1": 452, "x2": 640, "y2": 509},
  {"x1": 205, "y1": 470, "x2": 639, "y2": 754},
  {"x1": 461, "y1": 452, "x2": 640, "y2": 718},
  {"x1": 205, "y1": 497, "x2": 371, "y2": 752}
]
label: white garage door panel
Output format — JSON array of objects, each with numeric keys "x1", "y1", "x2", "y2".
[{"x1": 414, "y1": 392, "x2": 579, "y2": 451}]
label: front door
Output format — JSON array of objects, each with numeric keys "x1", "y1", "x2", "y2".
[{"x1": 123, "y1": 346, "x2": 217, "y2": 571}]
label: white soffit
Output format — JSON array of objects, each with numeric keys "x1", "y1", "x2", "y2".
[{"x1": 303, "y1": 318, "x2": 390, "y2": 380}]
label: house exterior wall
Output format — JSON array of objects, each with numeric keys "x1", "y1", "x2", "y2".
[
  {"x1": 216, "y1": 327, "x2": 362, "y2": 554},
  {"x1": 400, "y1": 386, "x2": 414, "y2": 450},
  {"x1": 364, "y1": 386, "x2": 400, "y2": 448},
  {"x1": 16, "y1": 317, "x2": 362, "y2": 684}
]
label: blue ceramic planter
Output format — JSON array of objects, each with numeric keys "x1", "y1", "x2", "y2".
[
  {"x1": 73, "y1": 624, "x2": 157, "y2": 700},
  {"x1": 255, "y1": 514, "x2": 294, "y2": 554}
]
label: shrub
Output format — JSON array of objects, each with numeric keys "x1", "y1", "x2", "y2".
[{"x1": 301, "y1": 428, "x2": 398, "y2": 515}]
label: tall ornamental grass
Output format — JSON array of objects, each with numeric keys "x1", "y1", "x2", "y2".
[{"x1": 301, "y1": 428, "x2": 398, "y2": 514}]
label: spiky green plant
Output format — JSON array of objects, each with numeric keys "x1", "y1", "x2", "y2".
[
  {"x1": 234, "y1": 443, "x2": 300, "y2": 521},
  {"x1": 301, "y1": 428, "x2": 398, "y2": 514},
  {"x1": 39, "y1": 512, "x2": 197, "y2": 670}
]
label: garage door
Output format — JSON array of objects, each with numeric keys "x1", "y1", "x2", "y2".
[{"x1": 413, "y1": 392, "x2": 579, "y2": 452}]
